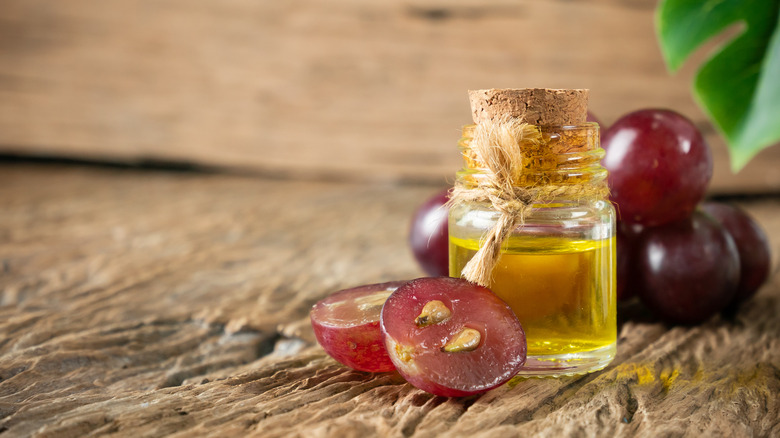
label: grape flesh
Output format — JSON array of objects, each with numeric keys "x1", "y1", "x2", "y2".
[
  {"x1": 310, "y1": 281, "x2": 407, "y2": 372},
  {"x1": 635, "y1": 212, "x2": 739, "y2": 324},
  {"x1": 409, "y1": 189, "x2": 450, "y2": 276},
  {"x1": 381, "y1": 277, "x2": 526, "y2": 397},
  {"x1": 602, "y1": 109, "x2": 712, "y2": 226},
  {"x1": 701, "y1": 202, "x2": 771, "y2": 306}
]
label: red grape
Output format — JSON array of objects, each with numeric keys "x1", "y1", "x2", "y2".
[
  {"x1": 381, "y1": 277, "x2": 526, "y2": 397},
  {"x1": 616, "y1": 222, "x2": 641, "y2": 302},
  {"x1": 310, "y1": 281, "x2": 407, "y2": 372},
  {"x1": 602, "y1": 109, "x2": 712, "y2": 226},
  {"x1": 635, "y1": 212, "x2": 739, "y2": 324},
  {"x1": 701, "y1": 202, "x2": 771, "y2": 306},
  {"x1": 409, "y1": 189, "x2": 450, "y2": 276}
]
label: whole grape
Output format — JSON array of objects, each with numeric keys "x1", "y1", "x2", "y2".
[
  {"x1": 602, "y1": 109, "x2": 712, "y2": 227},
  {"x1": 635, "y1": 212, "x2": 739, "y2": 324},
  {"x1": 701, "y1": 202, "x2": 771, "y2": 306},
  {"x1": 616, "y1": 222, "x2": 641, "y2": 302},
  {"x1": 409, "y1": 189, "x2": 450, "y2": 276}
]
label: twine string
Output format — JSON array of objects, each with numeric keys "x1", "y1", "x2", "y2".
[{"x1": 447, "y1": 119, "x2": 606, "y2": 287}]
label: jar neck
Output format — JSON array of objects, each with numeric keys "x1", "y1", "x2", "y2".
[{"x1": 457, "y1": 122, "x2": 607, "y2": 189}]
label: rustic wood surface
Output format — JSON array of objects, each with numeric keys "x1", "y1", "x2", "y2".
[
  {"x1": 1, "y1": 163, "x2": 780, "y2": 437},
  {"x1": 2, "y1": 0, "x2": 780, "y2": 193}
]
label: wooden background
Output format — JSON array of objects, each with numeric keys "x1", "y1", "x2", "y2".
[
  {"x1": 3, "y1": 2, "x2": 780, "y2": 435},
  {"x1": 1, "y1": 0, "x2": 779, "y2": 193}
]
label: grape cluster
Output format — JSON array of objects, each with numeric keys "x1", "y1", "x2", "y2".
[
  {"x1": 603, "y1": 109, "x2": 771, "y2": 324},
  {"x1": 309, "y1": 109, "x2": 773, "y2": 398}
]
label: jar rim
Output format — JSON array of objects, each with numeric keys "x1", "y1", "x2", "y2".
[{"x1": 457, "y1": 121, "x2": 606, "y2": 188}]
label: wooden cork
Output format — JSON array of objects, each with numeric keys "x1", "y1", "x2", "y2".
[{"x1": 468, "y1": 88, "x2": 588, "y2": 126}]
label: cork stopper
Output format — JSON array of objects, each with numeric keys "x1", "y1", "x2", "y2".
[{"x1": 468, "y1": 88, "x2": 588, "y2": 126}]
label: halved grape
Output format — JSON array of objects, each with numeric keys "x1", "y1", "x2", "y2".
[
  {"x1": 310, "y1": 281, "x2": 407, "y2": 372},
  {"x1": 602, "y1": 109, "x2": 712, "y2": 226},
  {"x1": 635, "y1": 212, "x2": 739, "y2": 324},
  {"x1": 701, "y1": 202, "x2": 771, "y2": 306},
  {"x1": 409, "y1": 189, "x2": 450, "y2": 277},
  {"x1": 381, "y1": 277, "x2": 526, "y2": 397}
]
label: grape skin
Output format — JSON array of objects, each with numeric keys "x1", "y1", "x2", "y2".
[
  {"x1": 635, "y1": 212, "x2": 739, "y2": 324},
  {"x1": 616, "y1": 222, "x2": 641, "y2": 302},
  {"x1": 409, "y1": 189, "x2": 450, "y2": 277},
  {"x1": 701, "y1": 202, "x2": 771, "y2": 307},
  {"x1": 603, "y1": 109, "x2": 712, "y2": 227}
]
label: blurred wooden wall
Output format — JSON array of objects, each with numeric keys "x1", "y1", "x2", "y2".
[{"x1": 1, "y1": 0, "x2": 779, "y2": 193}]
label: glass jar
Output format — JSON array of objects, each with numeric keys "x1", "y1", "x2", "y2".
[{"x1": 448, "y1": 122, "x2": 616, "y2": 377}]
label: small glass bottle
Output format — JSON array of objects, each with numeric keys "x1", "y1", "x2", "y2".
[{"x1": 448, "y1": 88, "x2": 616, "y2": 377}]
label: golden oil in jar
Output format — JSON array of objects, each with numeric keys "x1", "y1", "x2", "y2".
[{"x1": 449, "y1": 230, "x2": 616, "y2": 375}]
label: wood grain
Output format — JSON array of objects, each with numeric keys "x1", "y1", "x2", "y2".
[
  {"x1": 1, "y1": 0, "x2": 779, "y2": 193},
  {"x1": 1, "y1": 164, "x2": 779, "y2": 436}
]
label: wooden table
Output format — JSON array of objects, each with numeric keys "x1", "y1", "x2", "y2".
[{"x1": 1, "y1": 163, "x2": 779, "y2": 437}]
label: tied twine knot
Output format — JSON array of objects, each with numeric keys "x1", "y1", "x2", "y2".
[{"x1": 447, "y1": 119, "x2": 607, "y2": 287}]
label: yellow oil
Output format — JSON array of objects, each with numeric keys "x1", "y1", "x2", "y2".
[{"x1": 449, "y1": 235, "x2": 616, "y2": 358}]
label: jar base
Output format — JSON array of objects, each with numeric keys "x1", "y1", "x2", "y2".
[{"x1": 516, "y1": 343, "x2": 616, "y2": 377}]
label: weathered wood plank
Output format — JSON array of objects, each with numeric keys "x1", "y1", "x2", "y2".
[
  {"x1": 0, "y1": 164, "x2": 779, "y2": 437},
  {"x1": 1, "y1": 1, "x2": 779, "y2": 193}
]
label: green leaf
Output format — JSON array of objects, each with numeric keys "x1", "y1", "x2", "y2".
[{"x1": 656, "y1": 0, "x2": 780, "y2": 171}]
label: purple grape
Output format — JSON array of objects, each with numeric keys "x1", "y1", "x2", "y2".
[
  {"x1": 701, "y1": 202, "x2": 771, "y2": 306},
  {"x1": 602, "y1": 109, "x2": 713, "y2": 227},
  {"x1": 635, "y1": 212, "x2": 739, "y2": 324},
  {"x1": 616, "y1": 222, "x2": 641, "y2": 302},
  {"x1": 409, "y1": 189, "x2": 450, "y2": 276}
]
